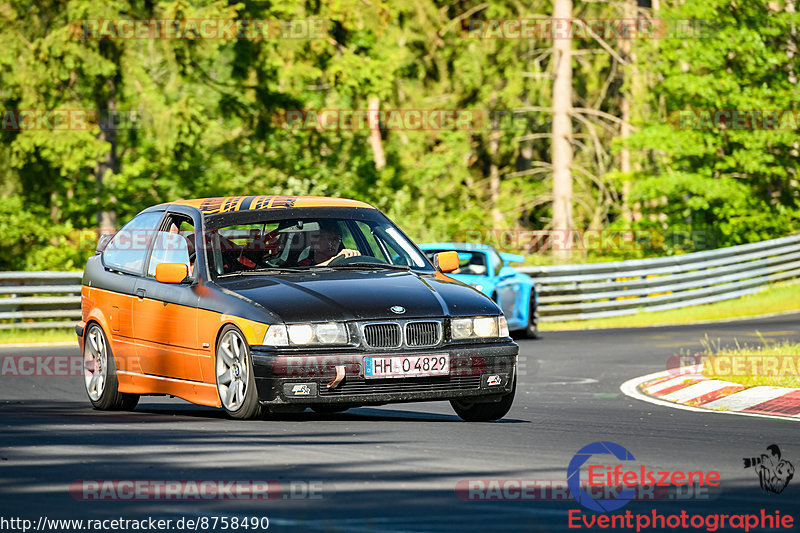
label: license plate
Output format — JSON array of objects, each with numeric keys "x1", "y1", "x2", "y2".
[{"x1": 363, "y1": 355, "x2": 450, "y2": 379}]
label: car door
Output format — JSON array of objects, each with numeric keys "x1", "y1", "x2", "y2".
[
  {"x1": 99, "y1": 210, "x2": 166, "y2": 373},
  {"x1": 132, "y1": 217, "x2": 203, "y2": 382}
]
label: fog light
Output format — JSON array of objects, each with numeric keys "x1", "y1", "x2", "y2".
[{"x1": 283, "y1": 382, "x2": 318, "y2": 397}]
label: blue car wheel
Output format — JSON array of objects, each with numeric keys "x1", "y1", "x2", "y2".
[{"x1": 525, "y1": 290, "x2": 538, "y2": 338}]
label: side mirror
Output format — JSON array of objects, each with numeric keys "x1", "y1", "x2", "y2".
[
  {"x1": 155, "y1": 263, "x2": 189, "y2": 284},
  {"x1": 96, "y1": 233, "x2": 113, "y2": 253},
  {"x1": 434, "y1": 251, "x2": 460, "y2": 273},
  {"x1": 499, "y1": 252, "x2": 525, "y2": 265}
]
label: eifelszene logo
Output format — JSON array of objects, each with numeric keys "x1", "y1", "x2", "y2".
[
  {"x1": 743, "y1": 445, "x2": 795, "y2": 494},
  {"x1": 567, "y1": 441, "x2": 721, "y2": 512},
  {"x1": 567, "y1": 441, "x2": 637, "y2": 512}
]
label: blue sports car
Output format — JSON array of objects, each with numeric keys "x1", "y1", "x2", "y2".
[{"x1": 419, "y1": 243, "x2": 538, "y2": 338}]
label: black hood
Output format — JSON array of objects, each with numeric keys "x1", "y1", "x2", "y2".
[{"x1": 214, "y1": 270, "x2": 499, "y2": 322}]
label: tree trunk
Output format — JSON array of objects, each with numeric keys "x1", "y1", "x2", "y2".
[
  {"x1": 96, "y1": 77, "x2": 118, "y2": 234},
  {"x1": 551, "y1": 0, "x2": 574, "y2": 258},
  {"x1": 368, "y1": 97, "x2": 386, "y2": 170},
  {"x1": 489, "y1": 129, "x2": 503, "y2": 229},
  {"x1": 620, "y1": 0, "x2": 634, "y2": 223}
]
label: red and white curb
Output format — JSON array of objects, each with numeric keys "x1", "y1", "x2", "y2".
[{"x1": 620, "y1": 365, "x2": 800, "y2": 422}]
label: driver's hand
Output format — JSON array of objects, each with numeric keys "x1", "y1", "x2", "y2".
[{"x1": 336, "y1": 249, "x2": 361, "y2": 259}]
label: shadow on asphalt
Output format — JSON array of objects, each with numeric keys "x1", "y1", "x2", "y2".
[
  {"x1": 0, "y1": 401, "x2": 798, "y2": 532},
  {"x1": 2, "y1": 399, "x2": 529, "y2": 424}
]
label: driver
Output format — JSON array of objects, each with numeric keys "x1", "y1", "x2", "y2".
[{"x1": 302, "y1": 220, "x2": 361, "y2": 266}]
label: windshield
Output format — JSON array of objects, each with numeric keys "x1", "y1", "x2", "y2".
[{"x1": 205, "y1": 212, "x2": 434, "y2": 276}]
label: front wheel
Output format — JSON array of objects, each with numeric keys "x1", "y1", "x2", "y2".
[
  {"x1": 215, "y1": 325, "x2": 261, "y2": 420},
  {"x1": 450, "y1": 378, "x2": 516, "y2": 422},
  {"x1": 83, "y1": 323, "x2": 139, "y2": 411}
]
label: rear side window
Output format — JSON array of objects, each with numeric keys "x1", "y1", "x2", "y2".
[{"x1": 103, "y1": 211, "x2": 164, "y2": 275}]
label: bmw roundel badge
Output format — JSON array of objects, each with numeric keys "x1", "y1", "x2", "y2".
[{"x1": 390, "y1": 305, "x2": 406, "y2": 314}]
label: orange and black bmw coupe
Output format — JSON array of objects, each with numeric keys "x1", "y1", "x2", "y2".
[{"x1": 78, "y1": 196, "x2": 518, "y2": 421}]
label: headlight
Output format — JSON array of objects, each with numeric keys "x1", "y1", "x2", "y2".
[
  {"x1": 451, "y1": 318, "x2": 473, "y2": 339},
  {"x1": 315, "y1": 322, "x2": 348, "y2": 344},
  {"x1": 288, "y1": 324, "x2": 314, "y2": 344},
  {"x1": 473, "y1": 317, "x2": 497, "y2": 337},
  {"x1": 450, "y1": 316, "x2": 508, "y2": 339},
  {"x1": 264, "y1": 322, "x2": 348, "y2": 346}
]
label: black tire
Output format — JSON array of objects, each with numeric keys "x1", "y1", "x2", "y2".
[
  {"x1": 311, "y1": 404, "x2": 354, "y2": 414},
  {"x1": 83, "y1": 323, "x2": 139, "y2": 411},
  {"x1": 215, "y1": 325, "x2": 261, "y2": 420},
  {"x1": 450, "y1": 377, "x2": 516, "y2": 422},
  {"x1": 525, "y1": 290, "x2": 539, "y2": 339}
]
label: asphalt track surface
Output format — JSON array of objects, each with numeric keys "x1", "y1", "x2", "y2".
[{"x1": 1, "y1": 314, "x2": 800, "y2": 532}]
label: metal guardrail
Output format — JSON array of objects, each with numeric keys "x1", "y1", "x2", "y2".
[
  {"x1": 519, "y1": 234, "x2": 800, "y2": 322},
  {"x1": 2, "y1": 234, "x2": 800, "y2": 328},
  {"x1": 0, "y1": 271, "x2": 82, "y2": 329}
]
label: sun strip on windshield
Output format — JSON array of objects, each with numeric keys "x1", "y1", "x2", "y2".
[{"x1": 199, "y1": 195, "x2": 298, "y2": 215}]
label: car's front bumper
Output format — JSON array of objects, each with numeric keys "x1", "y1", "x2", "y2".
[{"x1": 251, "y1": 341, "x2": 518, "y2": 406}]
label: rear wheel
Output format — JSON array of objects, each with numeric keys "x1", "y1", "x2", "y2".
[
  {"x1": 83, "y1": 323, "x2": 139, "y2": 411},
  {"x1": 450, "y1": 377, "x2": 515, "y2": 422},
  {"x1": 525, "y1": 290, "x2": 539, "y2": 338},
  {"x1": 215, "y1": 326, "x2": 261, "y2": 420}
]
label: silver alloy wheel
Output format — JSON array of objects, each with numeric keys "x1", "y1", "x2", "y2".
[
  {"x1": 84, "y1": 326, "x2": 108, "y2": 401},
  {"x1": 216, "y1": 329, "x2": 249, "y2": 412}
]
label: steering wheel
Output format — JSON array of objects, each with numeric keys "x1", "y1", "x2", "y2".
[{"x1": 326, "y1": 254, "x2": 388, "y2": 266}]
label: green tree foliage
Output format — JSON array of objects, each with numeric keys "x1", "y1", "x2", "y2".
[
  {"x1": 624, "y1": 0, "x2": 800, "y2": 253},
  {"x1": 0, "y1": 0, "x2": 797, "y2": 269}
]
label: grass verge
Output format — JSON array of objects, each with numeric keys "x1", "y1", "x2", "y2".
[
  {"x1": 0, "y1": 328, "x2": 77, "y2": 345},
  {"x1": 700, "y1": 340, "x2": 800, "y2": 388},
  {"x1": 540, "y1": 281, "x2": 800, "y2": 331}
]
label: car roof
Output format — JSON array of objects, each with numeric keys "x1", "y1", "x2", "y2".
[
  {"x1": 419, "y1": 242, "x2": 497, "y2": 253},
  {"x1": 162, "y1": 195, "x2": 374, "y2": 216}
]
